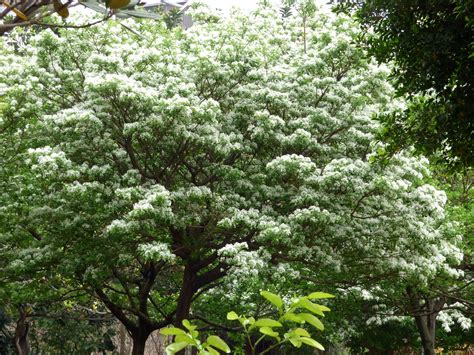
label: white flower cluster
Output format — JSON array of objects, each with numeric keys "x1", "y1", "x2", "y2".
[
  {"x1": 218, "y1": 242, "x2": 269, "y2": 277},
  {"x1": 137, "y1": 242, "x2": 176, "y2": 263},
  {"x1": 438, "y1": 306, "x2": 472, "y2": 332}
]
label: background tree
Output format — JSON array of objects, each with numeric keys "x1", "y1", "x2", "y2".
[{"x1": 333, "y1": 0, "x2": 474, "y2": 169}]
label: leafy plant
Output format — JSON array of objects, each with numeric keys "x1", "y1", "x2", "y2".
[
  {"x1": 162, "y1": 291, "x2": 334, "y2": 355},
  {"x1": 161, "y1": 319, "x2": 230, "y2": 355}
]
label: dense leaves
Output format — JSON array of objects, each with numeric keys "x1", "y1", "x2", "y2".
[{"x1": 335, "y1": 0, "x2": 474, "y2": 168}]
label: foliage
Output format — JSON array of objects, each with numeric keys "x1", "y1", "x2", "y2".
[
  {"x1": 0, "y1": 308, "x2": 12, "y2": 354},
  {"x1": 29, "y1": 315, "x2": 116, "y2": 354},
  {"x1": 161, "y1": 320, "x2": 231, "y2": 355},
  {"x1": 0, "y1": 1, "x2": 466, "y2": 353},
  {"x1": 162, "y1": 291, "x2": 333, "y2": 355},
  {"x1": 334, "y1": 0, "x2": 474, "y2": 168}
]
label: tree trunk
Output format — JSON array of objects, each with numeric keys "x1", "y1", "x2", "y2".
[
  {"x1": 414, "y1": 310, "x2": 437, "y2": 355},
  {"x1": 131, "y1": 332, "x2": 149, "y2": 355},
  {"x1": 13, "y1": 308, "x2": 30, "y2": 355},
  {"x1": 174, "y1": 265, "x2": 196, "y2": 327},
  {"x1": 406, "y1": 288, "x2": 445, "y2": 355}
]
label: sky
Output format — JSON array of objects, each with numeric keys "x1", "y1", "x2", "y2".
[{"x1": 144, "y1": 0, "x2": 329, "y2": 13}]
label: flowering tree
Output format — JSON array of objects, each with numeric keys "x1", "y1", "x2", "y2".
[{"x1": 0, "y1": 2, "x2": 462, "y2": 354}]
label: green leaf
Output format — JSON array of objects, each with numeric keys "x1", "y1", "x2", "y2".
[
  {"x1": 174, "y1": 334, "x2": 191, "y2": 343},
  {"x1": 260, "y1": 290, "x2": 283, "y2": 308},
  {"x1": 300, "y1": 337, "x2": 325, "y2": 350},
  {"x1": 298, "y1": 313, "x2": 324, "y2": 330},
  {"x1": 190, "y1": 329, "x2": 199, "y2": 339},
  {"x1": 318, "y1": 304, "x2": 331, "y2": 312},
  {"x1": 259, "y1": 326, "x2": 279, "y2": 338},
  {"x1": 298, "y1": 298, "x2": 324, "y2": 316},
  {"x1": 160, "y1": 327, "x2": 186, "y2": 335},
  {"x1": 289, "y1": 337, "x2": 302, "y2": 348},
  {"x1": 307, "y1": 292, "x2": 335, "y2": 299},
  {"x1": 206, "y1": 336, "x2": 230, "y2": 353},
  {"x1": 227, "y1": 311, "x2": 239, "y2": 320},
  {"x1": 182, "y1": 319, "x2": 196, "y2": 331},
  {"x1": 281, "y1": 312, "x2": 304, "y2": 323},
  {"x1": 165, "y1": 342, "x2": 189, "y2": 355},
  {"x1": 254, "y1": 318, "x2": 283, "y2": 328},
  {"x1": 293, "y1": 328, "x2": 310, "y2": 337},
  {"x1": 205, "y1": 346, "x2": 220, "y2": 355}
]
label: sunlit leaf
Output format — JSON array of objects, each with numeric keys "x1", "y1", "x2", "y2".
[
  {"x1": 260, "y1": 290, "x2": 283, "y2": 308},
  {"x1": 307, "y1": 292, "x2": 335, "y2": 299},
  {"x1": 254, "y1": 318, "x2": 283, "y2": 328},
  {"x1": 227, "y1": 311, "x2": 239, "y2": 320},
  {"x1": 165, "y1": 342, "x2": 188, "y2": 355},
  {"x1": 298, "y1": 313, "x2": 324, "y2": 330},
  {"x1": 298, "y1": 298, "x2": 324, "y2": 317},
  {"x1": 293, "y1": 328, "x2": 310, "y2": 337},
  {"x1": 259, "y1": 326, "x2": 279, "y2": 338},
  {"x1": 160, "y1": 327, "x2": 186, "y2": 335},
  {"x1": 300, "y1": 337, "x2": 325, "y2": 350},
  {"x1": 207, "y1": 336, "x2": 230, "y2": 353}
]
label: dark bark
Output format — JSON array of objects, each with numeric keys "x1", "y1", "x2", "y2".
[
  {"x1": 13, "y1": 308, "x2": 30, "y2": 355},
  {"x1": 130, "y1": 320, "x2": 154, "y2": 355},
  {"x1": 131, "y1": 334, "x2": 147, "y2": 355},
  {"x1": 407, "y1": 288, "x2": 446, "y2": 355},
  {"x1": 414, "y1": 310, "x2": 436, "y2": 355},
  {"x1": 174, "y1": 265, "x2": 197, "y2": 327}
]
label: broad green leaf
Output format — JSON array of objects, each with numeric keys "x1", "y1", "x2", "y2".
[
  {"x1": 298, "y1": 313, "x2": 324, "y2": 330},
  {"x1": 174, "y1": 334, "x2": 195, "y2": 344},
  {"x1": 281, "y1": 312, "x2": 304, "y2": 323},
  {"x1": 307, "y1": 292, "x2": 335, "y2": 299},
  {"x1": 160, "y1": 327, "x2": 186, "y2": 335},
  {"x1": 293, "y1": 328, "x2": 310, "y2": 337},
  {"x1": 206, "y1": 336, "x2": 230, "y2": 353},
  {"x1": 182, "y1": 319, "x2": 196, "y2": 331},
  {"x1": 318, "y1": 304, "x2": 331, "y2": 312},
  {"x1": 205, "y1": 346, "x2": 220, "y2": 355},
  {"x1": 260, "y1": 290, "x2": 283, "y2": 308},
  {"x1": 190, "y1": 329, "x2": 199, "y2": 339},
  {"x1": 289, "y1": 337, "x2": 302, "y2": 348},
  {"x1": 259, "y1": 326, "x2": 279, "y2": 338},
  {"x1": 165, "y1": 342, "x2": 188, "y2": 355},
  {"x1": 254, "y1": 318, "x2": 283, "y2": 328},
  {"x1": 298, "y1": 298, "x2": 324, "y2": 316},
  {"x1": 300, "y1": 337, "x2": 325, "y2": 350},
  {"x1": 227, "y1": 311, "x2": 239, "y2": 320}
]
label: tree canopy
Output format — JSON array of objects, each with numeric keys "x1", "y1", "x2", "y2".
[{"x1": 334, "y1": 0, "x2": 474, "y2": 169}]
